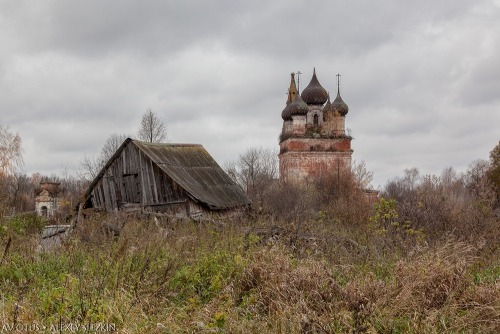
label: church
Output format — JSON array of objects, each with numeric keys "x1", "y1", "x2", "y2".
[{"x1": 279, "y1": 68, "x2": 352, "y2": 183}]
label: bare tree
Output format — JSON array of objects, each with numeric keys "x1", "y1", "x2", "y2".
[
  {"x1": 79, "y1": 133, "x2": 128, "y2": 182},
  {"x1": 462, "y1": 159, "x2": 496, "y2": 208},
  {"x1": 382, "y1": 165, "x2": 499, "y2": 243},
  {"x1": 225, "y1": 147, "x2": 278, "y2": 204},
  {"x1": 351, "y1": 160, "x2": 374, "y2": 189},
  {"x1": 59, "y1": 166, "x2": 88, "y2": 210},
  {"x1": 0, "y1": 125, "x2": 23, "y2": 177},
  {"x1": 403, "y1": 167, "x2": 420, "y2": 190},
  {"x1": 137, "y1": 108, "x2": 167, "y2": 143},
  {"x1": 0, "y1": 125, "x2": 24, "y2": 215},
  {"x1": 101, "y1": 133, "x2": 128, "y2": 161},
  {"x1": 487, "y1": 141, "x2": 500, "y2": 202}
]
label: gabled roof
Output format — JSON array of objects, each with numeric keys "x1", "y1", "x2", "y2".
[{"x1": 85, "y1": 138, "x2": 251, "y2": 210}]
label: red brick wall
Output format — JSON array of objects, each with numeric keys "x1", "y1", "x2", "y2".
[
  {"x1": 280, "y1": 138, "x2": 351, "y2": 154},
  {"x1": 279, "y1": 150, "x2": 352, "y2": 182}
]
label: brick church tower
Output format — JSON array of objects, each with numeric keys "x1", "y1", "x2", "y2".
[{"x1": 279, "y1": 68, "x2": 352, "y2": 183}]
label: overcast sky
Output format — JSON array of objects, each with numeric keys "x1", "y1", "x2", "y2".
[{"x1": 1, "y1": 0, "x2": 499, "y2": 188}]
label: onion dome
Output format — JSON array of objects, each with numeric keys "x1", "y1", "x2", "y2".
[
  {"x1": 322, "y1": 93, "x2": 332, "y2": 112},
  {"x1": 331, "y1": 73, "x2": 349, "y2": 116},
  {"x1": 281, "y1": 94, "x2": 309, "y2": 120},
  {"x1": 300, "y1": 68, "x2": 328, "y2": 105},
  {"x1": 331, "y1": 91, "x2": 349, "y2": 116}
]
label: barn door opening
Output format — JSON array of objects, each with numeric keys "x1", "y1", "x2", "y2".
[{"x1": 123, "y1": 173, "x2": 141, "y2": 203}]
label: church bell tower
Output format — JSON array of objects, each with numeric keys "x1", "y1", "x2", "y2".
[{"x1": 279, "y1": 68, "x2": 353, "y2": 183}]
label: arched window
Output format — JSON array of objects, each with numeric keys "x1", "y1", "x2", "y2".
[
  {"x1": 313, "y1": 114, "x2": 319, "y2": 126},
  {"x1": 41, "y1": 206, "x2": 48, "y2": 217}
]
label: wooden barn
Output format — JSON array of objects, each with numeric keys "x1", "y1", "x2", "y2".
[{"x1": 83, "y1": 138, "x2": 251, "y2": 219}]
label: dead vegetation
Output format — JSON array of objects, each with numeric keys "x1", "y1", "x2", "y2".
[{"x1": 0, "y1": 163, "x2": 499, "y2": 333}]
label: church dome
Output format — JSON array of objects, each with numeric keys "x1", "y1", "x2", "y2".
[
  {"x1": 301, "y1": 68, "x2": 328, "y2": 105},
  {"x1": 322, "y1": 94, "x2": 332, "y2": 113},
  {"x1": 281, "y1": 95, "x2": 309, "y2": 120},
  {"x1": 331, "y1": 91, "x2": 349, "y2": 116}
]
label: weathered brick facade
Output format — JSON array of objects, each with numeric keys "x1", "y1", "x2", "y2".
[
  {"x1": 35, "y1": 182, "x2": 63, "y2": 218},
  {"x1": 279, "y1": 69, "x2": 352, "y2": 183}
]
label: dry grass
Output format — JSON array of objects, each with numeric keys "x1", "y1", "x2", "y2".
[{"x1": 0, "y1": 210, "x2": 499, "y2": 333}]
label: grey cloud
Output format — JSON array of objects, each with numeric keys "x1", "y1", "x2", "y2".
[{"x1": 1, "y1": 0, "x2": 499, "y2": 189}]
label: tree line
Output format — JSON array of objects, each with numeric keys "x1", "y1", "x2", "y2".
[{"x1": 224, "y1": 141, "x2": 500, "y2": 246}]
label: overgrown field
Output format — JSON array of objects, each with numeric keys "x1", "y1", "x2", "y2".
[{"x1": 0, "y1": 209, "x2": 498, "y2": 333}]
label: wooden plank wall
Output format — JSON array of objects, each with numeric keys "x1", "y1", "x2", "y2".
[{"x1": 90, "y1": 142, "x2": 187, "y2": 213}]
